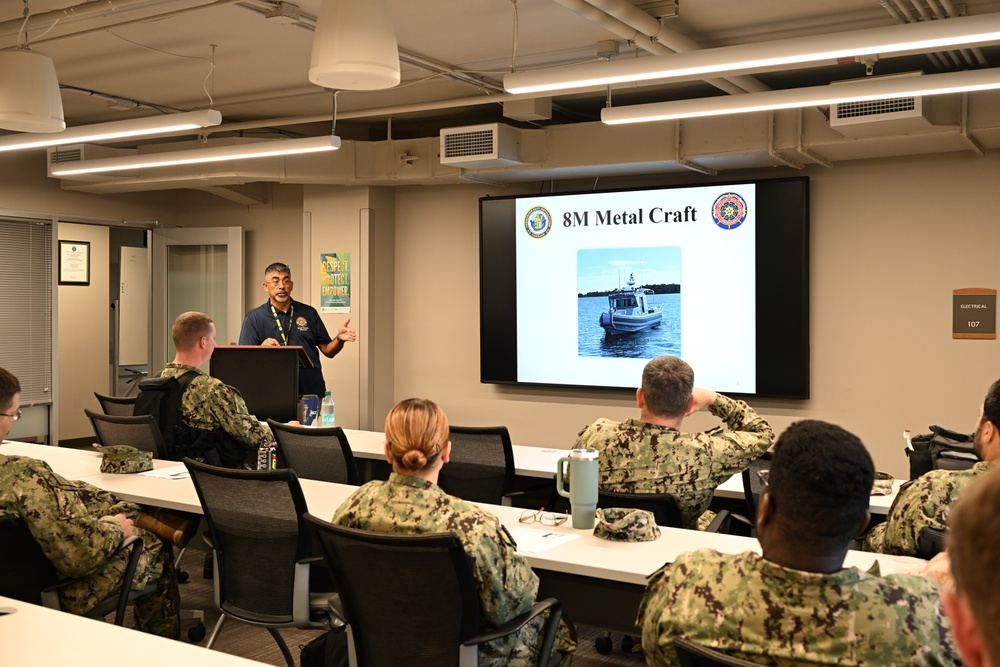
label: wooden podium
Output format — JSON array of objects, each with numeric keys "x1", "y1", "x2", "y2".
[{"x1": 210, "y1": 345, "x2": 312, "y2": 423}]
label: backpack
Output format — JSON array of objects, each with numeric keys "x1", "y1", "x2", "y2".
[
  {"x1": 905, "y1": 425, "x2": 979, "y2": 479},
  {"x1": 135, "y1": 371, "x2": 247, "y2": 468}
]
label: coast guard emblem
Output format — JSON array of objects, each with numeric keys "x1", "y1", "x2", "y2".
[
  {"x1": 295, "y1": 316, "x2": 308, "y2": 329},
  {"x1": 524, "y1": 206, "x2": 553, "y2": 239},
  {"x1": 711, "y1": 192, "x2": 748, "y2": 230}
]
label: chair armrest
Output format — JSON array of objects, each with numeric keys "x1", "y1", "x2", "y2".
[
  {"x1": 464, "y1": 597, "x2": 563, "y2": 662},
  {"x1": 41, "y1": 535, "x2": 145, "y2": 625},
  {"x1": 704, "y1": 510, "x2": 732, "y2": 534}
]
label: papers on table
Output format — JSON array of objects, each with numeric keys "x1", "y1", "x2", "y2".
[
  {"x1": 139, "y1": 465, "x2": 190, "y2": 480},
  {"x1": 509, "y1": 527, "x2": 580, "y2": 553}
]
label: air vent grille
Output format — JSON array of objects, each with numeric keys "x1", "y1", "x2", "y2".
[
  {"x1": 49, "y1": 146, "x2": 83, "y2": 163},
  {"x1": 439, "y1": 124, "x2": 522, "y2": 167},
  {"x1": 443, "y1": 129, "x2": 496, "y2": 160},
  {"x1": 835, "y1": 97, "x2": 917, "y2": 119}
]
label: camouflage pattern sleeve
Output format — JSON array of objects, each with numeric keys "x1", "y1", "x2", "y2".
[
  {"x1": 180, "y1": 371, "x2": 276, "y2": 449},
  {"x1": 640, "y1": 549, "x2": 961, "y2": 667},
  {"x1": 703, "y1": 394, "x2": 774, "y2": 473},
  {"x1": 862, "y1": 461, "x2": 992, "y2": 556}
]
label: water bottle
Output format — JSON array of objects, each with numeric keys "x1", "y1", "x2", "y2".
[
  {"x1": 555, "y1": 447, "x2": 600, "y2": 529},
  {"x1": 320, "y1": 391, "x2": 336, "y2": 427}
]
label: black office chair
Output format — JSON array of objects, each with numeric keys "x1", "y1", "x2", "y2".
[
  {"x1": 267, "y1": 419, "x2": 360, "y2": 485},
  {"x1": 674, "y1": 637, "x2": 766, "y2": 667},
  {"x1": 85, "y1": 408, "x2": 166, "y2": 457},
  {"x1": 917, "y1": 526, "x2": 948, "y2": 559},
  {"x1": 439, "y1": 425, "x2": 516, "y2": 505},
  {"x1": 183, "y1": 459, "x2": 336, "y2": 667},
  {"x1": 94, "y1": 392, "x2": 137, "y2": 416},
  {"x1": 739, "y1": 454, "x2": 773, "y2": 528},
  {"x1": 597, "y1": 489, "x2": 685, "y2": 528},
  {"x1": 0, "y1": 515, "x2": 154, "y2": 626},
  {"x1": 303, "y1": 513, "x2": 564, "y2": 667}
]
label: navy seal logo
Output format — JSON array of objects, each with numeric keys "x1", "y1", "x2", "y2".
[
  {"x1": 711, "y1": 192, "x2": 748, "y2": 230},
  {"x1": 524, "y1": 206, "x2": 553, "y2": 239}
]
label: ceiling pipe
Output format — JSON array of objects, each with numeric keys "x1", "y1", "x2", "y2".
[
  {"x1": 931, "y1": 0, "x2": 989, "y2": 65},
  {"x1": 878, "y1": 0, "x2": 948, "y2": 70},
  {"x1": 551, "y1": 0, "x2": 766, "y2": 95}
]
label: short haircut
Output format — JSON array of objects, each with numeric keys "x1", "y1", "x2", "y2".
[
  {"x1": 0, "y1": 367, "x2": 20, "y2": 410},
  {"x1": 984, "y1": 377, "x2": 1000, "y2": 430},
  {"x1": 172, "y1": 311, "x2": 214, "y2": 351},
  {"x1": 767, "y1": 420, "x2": 875, "y2": 548},
  {"x1": 641, "y1": 356, "x2": 694, "y2": 419},
  {"x1": 384, "y1": 398, "x2": 450, "y2": 472},
  {"x1": 264, "y1": 262, "x2": 291, "y2": 279},
  {"x1": 949, "y1": 465, "x2": 1000, "y2": 663}
]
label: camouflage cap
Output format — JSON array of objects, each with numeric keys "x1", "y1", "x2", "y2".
[
  {"x1": 97, "y1": 445, "x2": 153, "y2": 474},
  {"x1": 593, "y1": 507, "x2": 661, "y2": 542},
  {"x1": 871, "y1": 471, "x2": 895, "y2": 496}
]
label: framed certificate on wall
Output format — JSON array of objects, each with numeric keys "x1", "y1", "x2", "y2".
[{"x1": 59, "y1": 240, "x2": 90, "y2": 285}]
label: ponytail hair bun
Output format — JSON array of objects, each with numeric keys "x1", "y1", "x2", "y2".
[{"x1": 385, "y1": 398, "x2": 449, "y2": 472}]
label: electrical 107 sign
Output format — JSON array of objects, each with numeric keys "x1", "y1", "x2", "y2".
[{"x1": 953, "y1": 288, "x2": 996, "y2": 340}]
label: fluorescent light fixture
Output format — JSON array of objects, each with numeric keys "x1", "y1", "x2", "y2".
[
  {"x1": 601, "y1": 68, "x2": 1000, "y2": 124},
  {"x1": 50, "y1": 135, "x2": 342, "y2": 176},
  {"x1": 505, "y1": 13, "x2": 1000, "y2": 94},
  {"x1": 0, "y1": 109, "x2": 222, "y2": 152}
]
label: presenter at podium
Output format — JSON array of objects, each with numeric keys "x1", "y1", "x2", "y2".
[{"x1": 238, "y1": 262, "x2": 357, "y2": 396}]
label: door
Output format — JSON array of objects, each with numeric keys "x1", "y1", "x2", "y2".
[{"x1": 152, "y1": 227, "x2": 243, "y2": 371}]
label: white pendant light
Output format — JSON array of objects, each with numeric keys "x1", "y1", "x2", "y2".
[
  {"x1": 0, "y1": 48, "x2": 64, "y2": 132},
  {"x1": 309, "y1": 0, "x2": 400, "y2": 90}
]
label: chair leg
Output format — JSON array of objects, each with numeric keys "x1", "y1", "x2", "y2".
[
  {"x1": 205, "y1": 614, "x2": 227, "y2": 649},
  {"x1": 267, "y1": 627, "x2": 295, "y2": 667}
]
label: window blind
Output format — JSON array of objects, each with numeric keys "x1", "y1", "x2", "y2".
[{"x1": 0, "y1": 217, "x2": 53, "y2": 405}]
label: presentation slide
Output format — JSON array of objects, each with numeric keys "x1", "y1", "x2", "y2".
[{"x1": 513, "y1": 183, "x2": 757, "y2": 393}]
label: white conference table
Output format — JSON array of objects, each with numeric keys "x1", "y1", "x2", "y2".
[
  {"x1": 340, "y1": 429, "x2": 903, "y2": 515},
  {"x1": 4, "y1": 441, "x2": 922, "y2": 634},
  {"x1": 0, "y1": 595, "x2": 266, "y2": 666}
]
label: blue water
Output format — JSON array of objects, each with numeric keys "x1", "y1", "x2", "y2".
[{"x1": 578, "y1": 294, "x2": 681, "y2": 359}]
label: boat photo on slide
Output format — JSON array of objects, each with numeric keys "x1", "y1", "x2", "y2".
[{"x1": 577, "y1": 246, "x2": 681, "y2": 360}]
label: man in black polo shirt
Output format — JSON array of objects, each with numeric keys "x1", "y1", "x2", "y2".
[{"x1": 238, "y1": 262, "x2": 356, "y2": 396}]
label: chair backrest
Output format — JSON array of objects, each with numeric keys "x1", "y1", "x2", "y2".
[
  {"x1": 0, "y1": 515, "x2": 58, "y2": 604},
  {"x1": 674, "y1": 637, "x2": 766, "y2": 667},
  {"x1": 94, "y1": 392, "x2": 137, "y2": 416},
  {"x1": 438, "y1": 426, "x2": 515, "y2": 504},
  {"x1": 740, "y1": 455, "x2": 772, "y2": 525},
  {"x1": 597, "y1": 489, "x2": 684, "y2": 528},
  {"x1": 917, "y1": 526, "x2": 948, "y2": 559},
  {"x1": 183, "y1": 458, "x2": 312, "y2": 623},
  {"x1": 85, "y1": 408, "x2": 166, "y2": 457},
  {"x1": 267, "y1": 419, "x2": 360, "y2": 485},
  {"x1": 303, "y1": 513, "x2": 481, "y2": 666}
]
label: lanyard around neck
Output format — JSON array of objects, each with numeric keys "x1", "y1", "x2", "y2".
[{"x1": 269, "y1": 302, "x2": 294, "y2": 345}]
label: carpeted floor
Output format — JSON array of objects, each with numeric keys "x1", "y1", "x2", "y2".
[{"x1": 158, "y1": 542, "x2": 647, "y2": 666}]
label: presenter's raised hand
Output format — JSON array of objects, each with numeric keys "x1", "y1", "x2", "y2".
[{"x1": 337, "y1": 318, "x2": 357, "y2": 343}]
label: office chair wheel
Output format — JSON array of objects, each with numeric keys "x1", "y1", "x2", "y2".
[
  {"x1": 595, "y1": 635, "x2": 613, "y2": 654},
  {"x1": 177, "y1": 568, "x2": 190, "y2": 584},
  {"x1": 621, "y1": 635, "x2": 635, "y2": 653},
  {"x1": 187, "y1": 622, "x2": 206, "y2": 643}
]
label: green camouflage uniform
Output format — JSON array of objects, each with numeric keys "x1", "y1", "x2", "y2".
[
  {"x1": 161, "y1": 362, "x2": 275, "y2": 453},
  {"x1": 862, "y1": 460, "x2": 993, "y2": 556},
  {"x1": 332, "y1": 473, "x2": 575, "y2": 667},
  {"x1": 639, "y1": 549, "x2": 960, "y2": 667},
  {"x1": 0, "y1": 453, "x2": 180, "y2": 638},
  {"x1": 576, "y1": 394, "x2": 773, "y2": 528}
]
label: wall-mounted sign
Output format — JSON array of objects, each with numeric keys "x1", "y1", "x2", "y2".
[
  {"x1": 319, "y1": 252, "x2": 351, "y2": 313},
  {"x1": 953, "y1": 288, "x2": 996, "y2": 339},
  {"x1": 58, "y1": 240, "x2": 90, "y2": 285}
]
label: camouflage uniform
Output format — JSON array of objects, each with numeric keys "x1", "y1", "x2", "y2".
[
  {"x1": 0, "y1": 453, "x2": 180, "y2": 638},
  {"x1": 862, "y1": 460, "x2": 993, "y2": 556},
  {"x1": 576, "y1": 394, "x2": 773, "y2": 528},
  {"x1": 332, "y1": 473, "x2": 576, "y2": 667},
  {"x1": 161, "y1": 362, "x2": 275, "y2": 453},
  {"x1": 639, "y1": 549, "x2": 961, "y2": 667}
]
